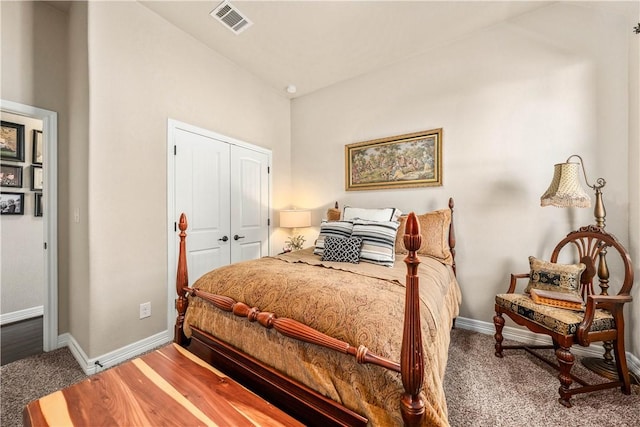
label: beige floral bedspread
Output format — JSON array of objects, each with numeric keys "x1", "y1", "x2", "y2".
[{"x1": 184, "y1": 248, "x2": 462, "y2": 426}]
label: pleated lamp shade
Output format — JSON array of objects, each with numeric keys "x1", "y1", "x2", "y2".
[{"x1": 540, "y1": 162, "x2": 591, "y2": 208}]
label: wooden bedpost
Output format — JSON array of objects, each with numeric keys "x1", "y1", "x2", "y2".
[
  {"x1": 400, "y1": 212, "x2": 425, "y2": 427},
  {"x1": 174, "y1": 213, "x2": 189, "y2": 345}
]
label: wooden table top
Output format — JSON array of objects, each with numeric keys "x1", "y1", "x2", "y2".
[{"x1": 24, "y1": 343, "x2": 304, "y2": 426}]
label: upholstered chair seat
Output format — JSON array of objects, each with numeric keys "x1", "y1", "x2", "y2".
[{"x1": 495, "y1": 293, "x2": 615, "y2": 336}]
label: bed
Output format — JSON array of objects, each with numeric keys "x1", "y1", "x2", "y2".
[{"x1": 174, "y1": 198, "x2": 461, "y2": 426}]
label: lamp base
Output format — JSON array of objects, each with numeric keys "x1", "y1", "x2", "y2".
[{"x1": 581, "y1": 357, "x2": 639, "y2": 385}]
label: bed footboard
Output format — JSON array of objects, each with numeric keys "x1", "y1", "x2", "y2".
[{"x1": 174, "y1": 210, "x2": 437, "y2": 426}]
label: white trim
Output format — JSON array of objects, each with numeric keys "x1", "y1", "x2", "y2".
[
  {"x1": 0, "y1": 306, "x2": 44, "y2": 325},
  {"x1": 455, "y1": 316, "x2": 640, "y2": 378},
  {"x1": 1, "y1": 100, "x2": 58, "y2": 352},
  {"x1": 58, "y1": 330, "x2": 172, "y2": 375}
]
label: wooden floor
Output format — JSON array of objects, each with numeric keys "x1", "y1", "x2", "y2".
[
  {"x1": 24, "y1": 343, "x2": 304, "y2": 427},
  {"x1": 1, "y1": 316, "x2": 43, "y2": 366}
]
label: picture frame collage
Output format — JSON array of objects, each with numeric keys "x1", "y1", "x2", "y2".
[{"x1": 1, "y1": 120, "x2": 43, "y2": 216}]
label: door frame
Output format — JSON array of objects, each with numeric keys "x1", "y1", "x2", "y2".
[
  {"x1": 1, "y1": 99, "x2": 59, "y2": 351},
  {"x1": 166, "y1": 119, "x2": 272, "y2": 334}
]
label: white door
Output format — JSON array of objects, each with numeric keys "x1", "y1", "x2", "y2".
[
  {"x1": 230, "y1": 146, "x2": 270, "y2": 263},
  {"x1": 174, "y1": 128, "x2": 231, "y2": 285}
]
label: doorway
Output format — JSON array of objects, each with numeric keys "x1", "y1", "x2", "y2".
[{"x1": 0, "y1": 100, "x2": 58, "y2": 353}]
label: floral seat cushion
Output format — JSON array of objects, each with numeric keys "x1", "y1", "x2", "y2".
[{"x1": 495, "y1": 293, "x2": 615, "y2": 335}]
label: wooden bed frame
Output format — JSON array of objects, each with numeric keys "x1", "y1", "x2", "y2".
[{"x1": 174, "y1": 198, "x2": 457, "y2": 427}]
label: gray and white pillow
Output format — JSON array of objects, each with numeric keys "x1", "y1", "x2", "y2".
[
  {"x1": 321, "y1": 236, "x2": 363, "y2": 264},
  {"x1": 351, "y1": 219, "x2": 400, "y2": 267},
  {"x1": 314, "y1": 220, "x2": 354, "y2": 256}
]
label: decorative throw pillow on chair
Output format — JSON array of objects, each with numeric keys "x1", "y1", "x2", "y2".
[{"x1": 524, "y1": 256, "x2": 586, "y2": 296}]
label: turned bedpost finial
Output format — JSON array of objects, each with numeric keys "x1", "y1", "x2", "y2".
[
  {"x1": 177, "y1": 213, "x2": 189, "y2": 292},
  {"x1": 175, "y1": 213, "x2": 189, "y2": 344},
  {"x1": 403, "y1": 212, "x2": 422, "y2": 254},
  {"x1": 401, "y1": 212, "x2": 425, "y2": 426}
]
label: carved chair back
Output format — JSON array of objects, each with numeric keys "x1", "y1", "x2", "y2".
[{"x1": 550, "y1": 225, "x2": 634, "y2": 300}]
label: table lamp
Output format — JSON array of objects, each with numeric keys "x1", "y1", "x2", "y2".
[{"x1": 280, "y1": 209, "x2": 311, "y2": 251}]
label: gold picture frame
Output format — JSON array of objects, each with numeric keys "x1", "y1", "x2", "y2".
[{"x1": 345, "y1": 128, "x2": 442, "y2": 191}]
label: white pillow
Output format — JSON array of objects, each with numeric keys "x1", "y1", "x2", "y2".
[{"x1": 342, "y1": 206, "x2": 402, "y2": 222}]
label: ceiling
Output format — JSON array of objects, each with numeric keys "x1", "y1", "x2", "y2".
[{"x1": 140, "y1": 1, "x2": 565, "y2": 98}]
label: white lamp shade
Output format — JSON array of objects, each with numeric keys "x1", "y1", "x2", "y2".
[
  {"x1": 540, "y1": 162, "x2": 591, "y2": 208},
  {"x1": 280, "y1": 210, "x2": 311, "y2": 228}
]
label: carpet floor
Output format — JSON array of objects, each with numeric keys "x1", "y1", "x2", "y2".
[{"x1": 2, "y1": 328, "x2": 638, "y2": 426}]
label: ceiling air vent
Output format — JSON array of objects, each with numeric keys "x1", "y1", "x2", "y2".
[{"x1": 210, "y1": 1, "x2": 253, "y2": 35}]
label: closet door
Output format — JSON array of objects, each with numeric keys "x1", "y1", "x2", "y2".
[
  {"x1": 174, "y1": 128, "x2": 231, "y2": 284},
  {"x1": 230, "y1": 146, "x2": 270, "y2": 263}
]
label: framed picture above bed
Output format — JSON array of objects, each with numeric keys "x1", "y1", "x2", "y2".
[{"x1": 345, "y1": 128, "x2": 442, "y2": 191}]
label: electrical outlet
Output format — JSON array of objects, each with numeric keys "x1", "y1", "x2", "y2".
[{"x1": 139, "y1": 302, "x2": 151, "y2": 319}]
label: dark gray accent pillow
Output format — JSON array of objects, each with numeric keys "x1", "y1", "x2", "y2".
[{"x1": 321, "y1": 236, "x2": 362, "y2": 264}]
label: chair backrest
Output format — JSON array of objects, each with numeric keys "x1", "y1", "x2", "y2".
[{"x1": 550, "y1": 225, "x2": 634, "y2": 298}]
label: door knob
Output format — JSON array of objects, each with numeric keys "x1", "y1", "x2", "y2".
[
  {"x1": 218, "y1": 236, "x2": 229, "y2": 242},
  {"x1": 234, "y1": 235, "x2": 245, "y2": 240}
]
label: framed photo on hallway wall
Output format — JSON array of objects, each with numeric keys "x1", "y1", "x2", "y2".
[
  {"x1": 31, "y1": 165, "x2": 43, "y2": 191},
  {"x1": 345, "y1": 128, "x2": 442, "y2": 191},
  {"x1": 1, "y1": 164, "x2": 23, "y2": 188},
  {"x1": 32, "y1": 130, "x2": 43, "y2": 165},
  {"x1": 35, "y1": 193, "x2": 43, "y2": 217},
  {"x1": 0, "y1": 192, "x2": 24, "y2": 215},
  {"x1": 1, "y1": 121, "x2": 25, "y2": 162}
]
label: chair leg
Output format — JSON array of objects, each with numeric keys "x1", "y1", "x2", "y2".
[
  {"x1": 493, "y1": 313, "x2": 505, "y2": 358},
  {"x1": 555, "y1": 346, "x2": 575, "y2": 407},
  {"x1": 612, "y1": 337, "x2": 631, "y2": 394}
]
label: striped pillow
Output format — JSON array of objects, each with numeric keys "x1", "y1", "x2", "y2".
[
  {"x1": 314, "y1": 220, "x2": 354, "y2": 256},
  {"x1": 351, "y1": 219, "x2": 400, "y2": 267}
]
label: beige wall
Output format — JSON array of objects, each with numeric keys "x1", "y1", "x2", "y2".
[
  {"x1": 1, "y1": 1, "x2": 70, "y2": 330},
  {"x1": 84, "y1": 1, "x2": 291, "y2": 356},
  {"x1": 2, "y1": 0, "x2": 291, "y2": 357},
  {"x1": 66, "y1": 0, "x2": 91, "y2": 350},
  {"x1": 291, "y1": 2, "x2": 639, "y2": 357}
]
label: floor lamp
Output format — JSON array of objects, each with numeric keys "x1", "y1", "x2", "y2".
[{"x1": 540, "y1": 154, "x2": 638, "y2": 385}]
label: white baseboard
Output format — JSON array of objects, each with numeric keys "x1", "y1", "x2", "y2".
[
  {"x1": 57, "y1": 329, "x2": 172, "y2": 375},
  {"x1": 1, "y1": 306, "x2": 44, "y2": 325},
  {"x1": 455, "y1": 316, "x2": 640, "y2": 379}
]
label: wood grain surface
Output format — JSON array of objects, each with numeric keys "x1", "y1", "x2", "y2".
[{"x1": 24, "y1": 344, "x2": 303, "y2": 427}]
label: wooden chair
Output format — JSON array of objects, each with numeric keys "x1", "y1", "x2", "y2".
[{"x1": 493, "y1": 225, "x2": 634, "y2": 407}]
